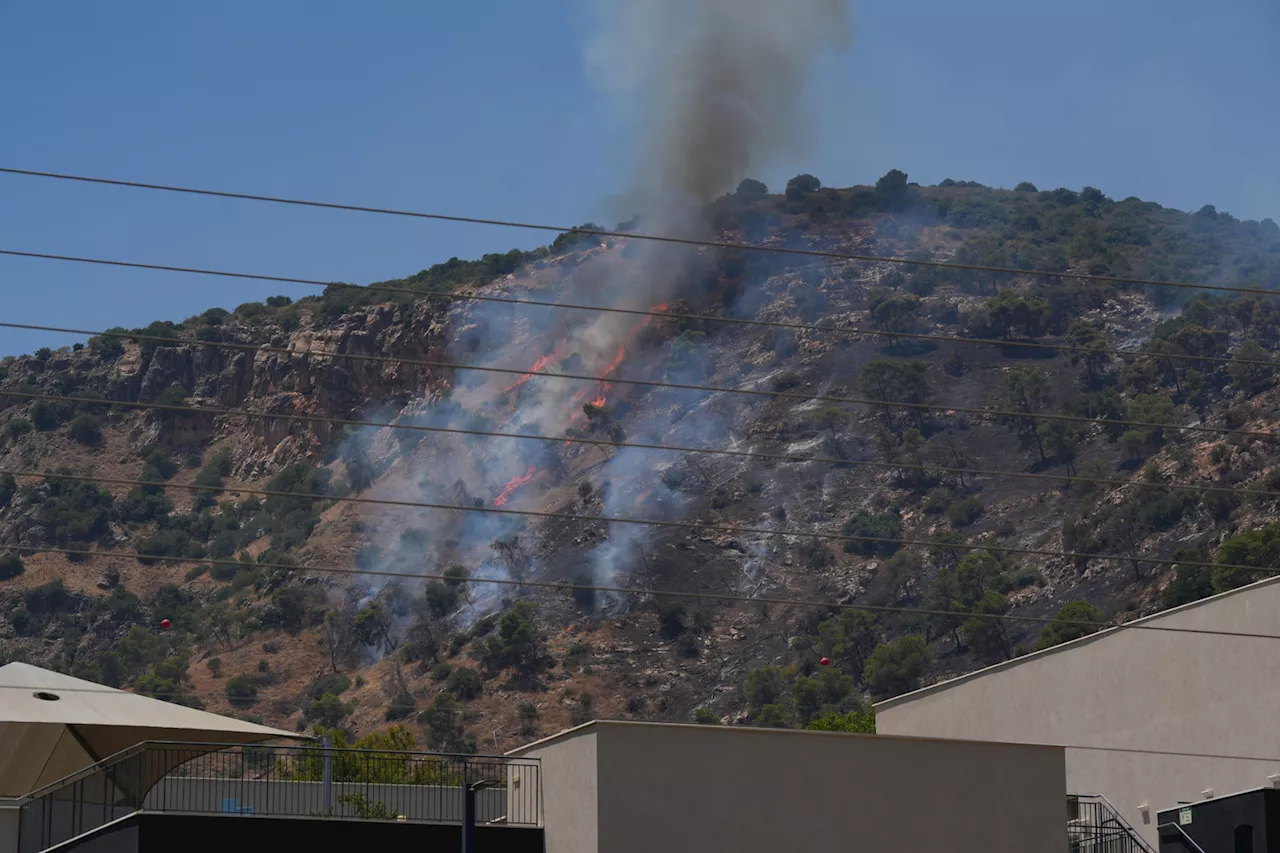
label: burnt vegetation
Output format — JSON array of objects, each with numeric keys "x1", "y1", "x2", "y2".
[{"x1": 3, "y1": 173, "x2": 1280, "y2": 742}]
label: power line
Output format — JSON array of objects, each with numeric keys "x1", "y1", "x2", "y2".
[
  {"x1": 4, "y1": 253, "x2": 1280, "y2": 375},
  {"x1": 6, "y1": 389, "x2": 1279, "y2": 501},
  {"x1": 1, "y1": 467, "x2": 1272, "y2": 574},
  {"x1": 8, "y1": 543, "x2": 1280, "y2": 641},
  {"x1": 1, "y1": 318, "x2": 1274, "y2": 442},
  {"x1": 2, "y1": 166, "x2": 1277, "y2": 298}
]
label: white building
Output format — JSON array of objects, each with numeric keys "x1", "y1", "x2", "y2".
[{"x1": 875, "y1": 574, "x2": 1280, "y2": 848}]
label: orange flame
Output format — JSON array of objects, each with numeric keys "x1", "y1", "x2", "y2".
[
  {"x1": 502, "y1": 338, "x2": 568, "y2": 393},
  {"x1": 493, "y1": 466, "x2": 539, "y2": 506}
]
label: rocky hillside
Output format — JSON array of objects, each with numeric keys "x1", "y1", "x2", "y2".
[{"x1": 3, "y1": 171, "x2": 1280, "y2": 751}]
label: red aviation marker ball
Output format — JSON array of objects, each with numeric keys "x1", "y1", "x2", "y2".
[
  {"x1": 820, "y1": 657, "x2": 830, "y2": 666},
  {"x1": 160, "y1": 619, "x2": 171, "y2": 630}
]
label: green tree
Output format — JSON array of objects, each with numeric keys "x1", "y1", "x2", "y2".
[
  {"x1": 868, "y1": 291, "x2": 922, "y2": 341},
  {"x1": 1034, "y1": 601, "x2": 1104, "y2": 650},
  {"x1": 1038, "y1": 420, "x2": 1082, "y2": 473},
  {"x1": 1162, "y1": 565, "x2": 1213, "y2": 608},
  {"x1": 480, "y1": 601, "x2": 546, "y2": 677},
  {"x1": 807, "y1": 711, "x2": 876, "y2": 733},
  {"x1": 445, "y1": 666, "x2": 483, "y2": 701},
  {"x1": 816, "y1": 610, "x2": 879, "y2": 682},
  {"x1": 874, "y1": 169, "x2": 910, "y2": 210},
  {"x1": 1212, "y1": 524, "x2": 1280, "y2": 593},
  {"x1": 1228, "y1": 340, "x2": 1276, "y2": 395},
  {"x1": 1065, "y1": 320, "x2": 1112, "y2": 386},
  {"x1": 1002, "y1": 366, "x2": 1052, "y2": 462},
  {"x1": 785, "y1": 173, "x2": 822, "y2": 201},
  {"x1": 811, "y1": 405, "x2": 850, "y2": 438},
  {"x1": 841, "y1": 510, "x2": 902, "y2": 557},
  {"x1": 0, "y1": 553, "x2": 24, "y2": 581},
  {"x1": 860, "y1": 360, "x2": 930, "y2": 432},
  {"x1": 419, "y1": 692, "x2": 476, "y2": 753},
  {"x1": 863, "y1": 635, "x2": 932, "y2": 699},
  {"x1": 959, "y1": 591, "x2": 1011, "y2": 661},
  {"x1": 736, "y1": 178, "x2": 768, "y2": 196}
]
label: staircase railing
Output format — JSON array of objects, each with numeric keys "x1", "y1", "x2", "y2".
[{"x1": 1068, "y1": 794, "x2": 1157, "y2": 853}]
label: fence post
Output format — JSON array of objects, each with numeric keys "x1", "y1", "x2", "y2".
[
  {"x1": 462, "y1": 783, "x2": 477, "y2": 853},
  {"x1": 322, "y1": 736, "x2": 333, "y2": 815}
]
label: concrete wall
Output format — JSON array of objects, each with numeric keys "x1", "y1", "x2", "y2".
[
  {"x1": 513, "y1": 729, "x2": 597, "y2": 853},
  {"x1": 0, "y1": 799, "x2": 19, "y2": 853},
  {"x1": 875, "y1": 575, "x2": 1280, "y2": 848},
  {"x1": 513, "y1": 721, "x2": 1066, "y2": 853}
]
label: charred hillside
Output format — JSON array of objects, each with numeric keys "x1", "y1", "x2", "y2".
[{"x1": 3, "y1": 172, "x2": 1280, "y2": 749}]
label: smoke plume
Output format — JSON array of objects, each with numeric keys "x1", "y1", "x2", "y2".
[
  {"x1": 585, "y1": 0, "x2": 852, "y2": 209},
  {"x1": 345, "y1": 0, "x2": 852, "y2": 640}
]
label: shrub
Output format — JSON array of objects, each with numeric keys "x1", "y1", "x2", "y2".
[
  {"x1": 0, "y1": 553, "x2": 25, "y2": 581},
  {"x1": 306, "y1": 673, "x2": 352, "y2": 699},
  {"x1": 806, "y1": 711, "x2": 875, "y2": 733},
  {"x1": 4, "y1": 418, "x2": 33, "y2": 441},
  {"x1": 207, "y1": 658, "x2": 223, "y2": 677},
  {"x1": 1034, "y1": 602, "x2": 1104, "y2": 650},
  {"x1": 306, "y1": 693, "x2": 354, "y2": 728},
  {"x1": 225, "y1": 675, "x2": 259, "y2": 708},
  {"x1": 694, "y1": 708, "x2": 720, "y2": 725},
  {"x1": 67, "y1": 414, "x2": 103, "y2": 447},
  {"x1": 446, "y1": 666, "x2": 483, "y2": 701},
  {"x1": 266, "y1": 295, "x2": 293, "y2": 308},
  {"x1": 658, "y1": 603, "x2": 687, "y2": 640},
  {"x1": 841, "y1": 510, "x2": 902, "y2": 556},
  {"x1": 945, "y1": 496, "x2": 983, "y2": 528}
]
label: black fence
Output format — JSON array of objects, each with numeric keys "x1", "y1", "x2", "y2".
[
  {"x1": 18, "y1": 741, "x2": 540, "y2": 853},
  {"x1": 1068, "y1": 795, "x2": 1157, "y2": 853}
]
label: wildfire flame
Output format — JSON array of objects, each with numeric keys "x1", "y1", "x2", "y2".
[
  {"x1": 502, "y1": 338, "x2": 568, "y2": 393},
  {"x1": 493, "y1": 466, "x2": 539, "y2": 507}
]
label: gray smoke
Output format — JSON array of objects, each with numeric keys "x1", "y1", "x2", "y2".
[
  {"x1": 585, "y1": 0, "x2": 852, "y2": 209},
  {"x1": 343, "y1": 0, "x2": 852, "y2": 637}
]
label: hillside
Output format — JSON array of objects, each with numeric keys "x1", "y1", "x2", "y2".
[{"x1": 3, "y1": 171, "x2": 1280, "y2": 751}]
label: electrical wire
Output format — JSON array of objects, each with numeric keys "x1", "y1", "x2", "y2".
[
  {"x1": 5, "y1": 253, "x2": 1280, "y2": 376},
  {"x1": 1, "y1": 318, "x2": 1275, "y2": 442},
  {"x1": 8, "y1": 543, "x2": 1280, "y2": 641},
  {"x1": 2, "y1": 166, "x2": 1277, "y2": 298},
  {"x1": 1, "y1": 468, "x2": 1274, "y2": 575},
  {"x1": 5, "y1": 389, "x2": 1279, "y2": 502}
]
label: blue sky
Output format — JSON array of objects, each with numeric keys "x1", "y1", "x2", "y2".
[{"x1": 1, "y1": 0, "x2": 1277, "y2": 356}]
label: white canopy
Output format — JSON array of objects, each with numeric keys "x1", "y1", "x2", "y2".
[{"x1": 0, "y1": 662, "x2": 300, "y2": 798}]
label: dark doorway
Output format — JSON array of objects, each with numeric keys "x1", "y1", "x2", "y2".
[{"x1": 1235, "y1": 824, "x2": 1254, "y2": 853}]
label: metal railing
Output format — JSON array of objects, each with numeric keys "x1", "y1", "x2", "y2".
[
  {"x1": 18, "y1": 741, "x2": 541, "y2": 853},
  {"x1": 1157, "y1": 822, "x2": 1208, "y2": 853},
  {"x1": 1067, "y1": 795, "x2": 1157, "y2": 853}
]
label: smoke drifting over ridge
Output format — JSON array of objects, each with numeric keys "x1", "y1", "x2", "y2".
[
  {"x1": 586, "y1": 0, "x2": 852, "y2": 209},
  {"x1": 344, "y1": 0, "x2": 852, "y2": 635}
]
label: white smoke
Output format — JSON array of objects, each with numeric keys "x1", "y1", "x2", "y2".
[{"x1": 344, "y1": 0, "x2": 853, "y2": 630}]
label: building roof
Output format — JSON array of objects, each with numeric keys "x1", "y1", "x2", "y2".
[
  {"x1": 504, "y1": 718, "x2": 1064, "y2": 756},
  {"x1": 0, "y1": 662, "x2": 299, "y2": 797},
  {"x1": 872, "y1": 571, "x2": 1280, "y2": 712}
]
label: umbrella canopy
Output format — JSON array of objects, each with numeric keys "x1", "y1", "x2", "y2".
[{"x1": 0, "y1": 662, "x2": 300, "y2": 798}]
